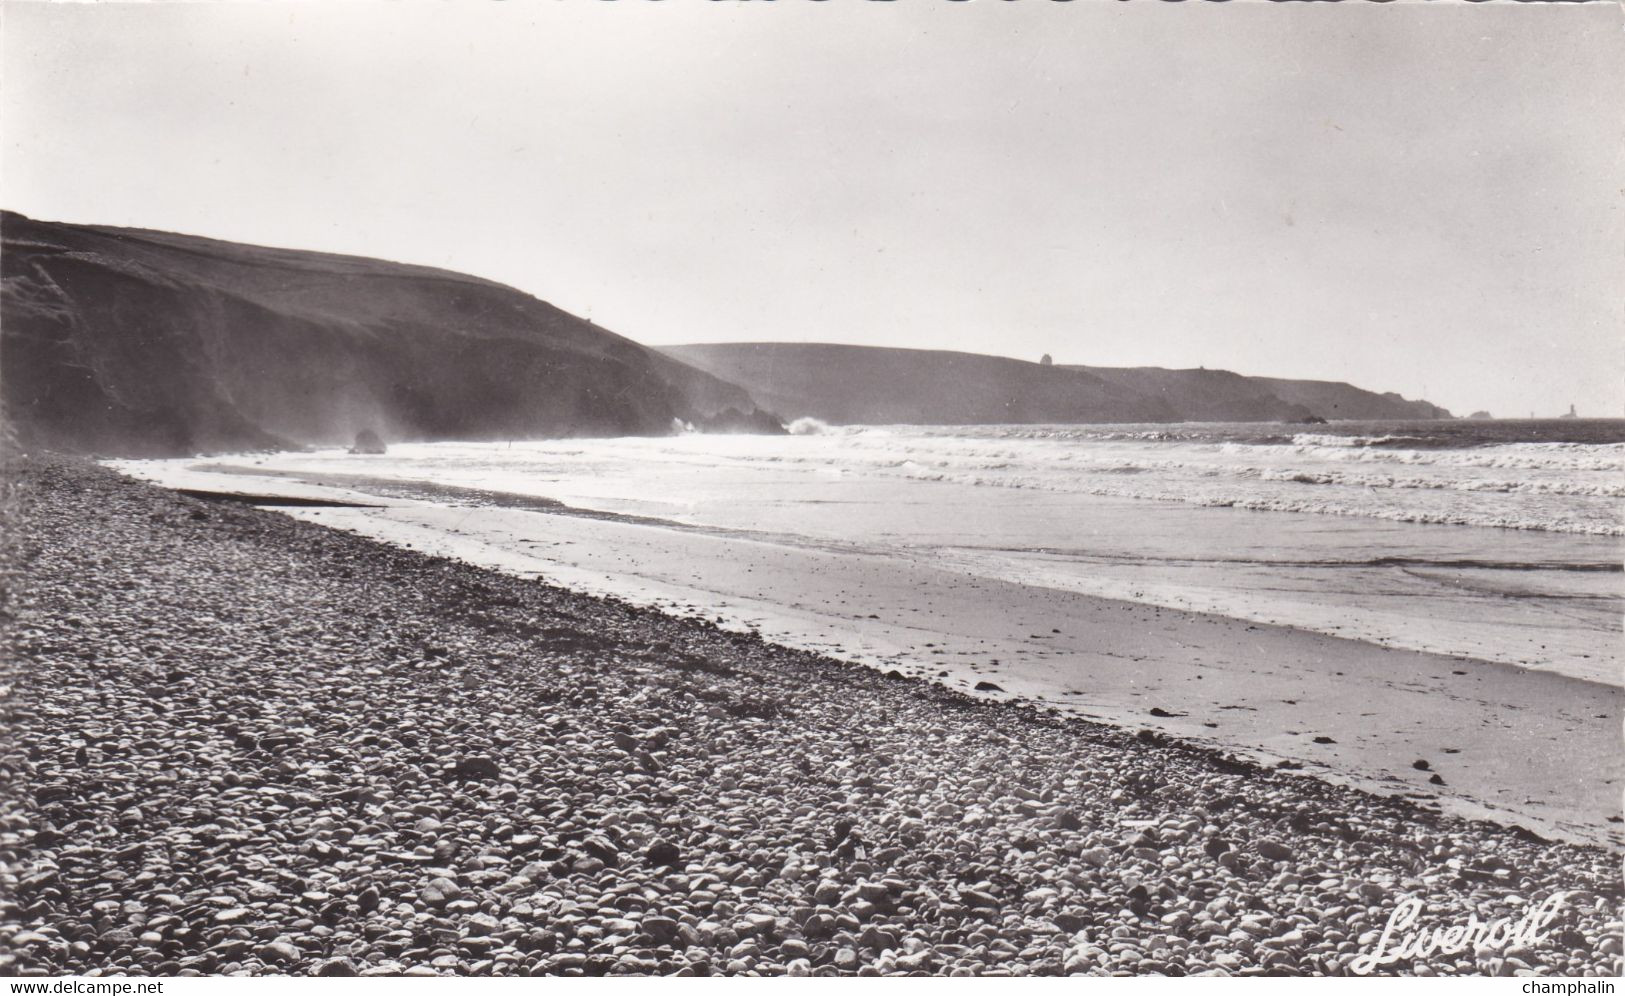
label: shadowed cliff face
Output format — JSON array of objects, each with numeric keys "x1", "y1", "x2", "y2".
[
  {"x1": 660, "y1": 344, "x2": 1177, "y2": 426},
  {"x1": 662, "y1": 343, "x2": 1453, "y2": 425},
  {"x1": 1, "y1": 212, "x2": 771, "y2": 456},
  {"x1": 1244, "y1": 377, "x2": 1452, "y2": 421}
]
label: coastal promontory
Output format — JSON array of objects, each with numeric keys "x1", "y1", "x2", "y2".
[{"x1": 1, "y1": 212, "x2": 773, "y2": 456}]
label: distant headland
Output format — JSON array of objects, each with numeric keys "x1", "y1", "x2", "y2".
[{"x1": 4, "y1": 212, "x2": 1454, "y2": 457}]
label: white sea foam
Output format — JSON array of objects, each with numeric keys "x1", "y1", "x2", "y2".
[
  {"x1": 669, "y1": 428, "x2": 1625, "y2": 536},
  {"x1": 1288, "y1": 432, "x2": 1432, "y2": 448},
  {"x1": 786, "y1": 416, "x2": 831, "y2": 435},
  {"x1": 115, "y1": 421, "x2": 1625, "y2": 684},
  {"x1": 173, "y1": 423, "x2": 1625, "y2": 537}
]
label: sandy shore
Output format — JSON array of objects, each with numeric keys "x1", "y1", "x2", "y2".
[
  {"x1": 112, "y1": 461, "x2": 1624, "y2": 848},
  {"x1": 2, "y1": 456, "x2": 1619, "y2": 977}
]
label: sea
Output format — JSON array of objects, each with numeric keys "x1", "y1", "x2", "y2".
[{"x1": 120, "y1": 418, "x2": 1625, "y2": 686}]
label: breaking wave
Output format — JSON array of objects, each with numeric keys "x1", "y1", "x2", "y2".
[
  {"x1": 786, "y1": 417, "x2": 830, "y2": 436},
  {"x1": 683, "y1": 423, "x2": 1625, "y2": 536},
  {"x1": 244, "y1": 418, "x2": 1625, "y2": 537},
  {"x1": 1289, "y1": 433, "x2": 1436, "y2": 449}
]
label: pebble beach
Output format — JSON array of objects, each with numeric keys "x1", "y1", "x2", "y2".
[{"x1": 1, "y1": 456, "x2": 1619, "y2": 977}]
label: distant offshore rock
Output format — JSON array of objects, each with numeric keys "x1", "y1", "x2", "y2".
[{"x1": 694, "y1": 407, "x2": 788, "y2": 435}]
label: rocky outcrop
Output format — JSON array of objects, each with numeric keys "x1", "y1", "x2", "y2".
[
  {"x1": 349, "y1": 430, "x2": 387, "y2": 455},
  {"x1": 693, "y1": 407, "x2": 789, "y2": 435}
]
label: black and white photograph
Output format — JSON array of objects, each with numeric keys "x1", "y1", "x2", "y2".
[{"x1": 1, "y1": 0, "x2": 1621, "y2": 983}]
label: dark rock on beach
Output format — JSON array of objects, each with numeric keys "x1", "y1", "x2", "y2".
[{"x1": 348, "y1": 430, "x2": 387, "y2": 455}]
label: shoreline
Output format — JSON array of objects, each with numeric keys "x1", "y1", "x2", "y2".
[
  {"x1": 110, "y1": 459, "x2": 1625, "y2": 849},
  {"x1": 3, "y1": 455, "x2": 1620, "y2": 977}
]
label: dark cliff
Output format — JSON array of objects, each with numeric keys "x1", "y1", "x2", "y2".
[
  {"x1": 658, "y1": 344, "x2": 1175, "y2": 426},
  {"x1": 1, "y1": 212, "x2": 771, "y2": 456},
  {"x1": 1246, "y1": 377, "x2": 1453, "y2": 421},
  {"x1": 662, "y1": 342, "x2": 1453, "y2": 426}
]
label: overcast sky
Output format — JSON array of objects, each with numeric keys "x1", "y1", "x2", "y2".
[{"x1": 5, "y1": 1, "x2": 1620, "y2": 418}]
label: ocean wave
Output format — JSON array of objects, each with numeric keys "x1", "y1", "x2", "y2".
[
  {"x1": 767, "y1": 446, "x2": 1624, "y2": 535},
  {"x1": 1289, "y1": 433, "x2": 1435, "y2": 449},
  {"x1": 724, "y1": 439, "x2": 1623, "y2": 496},
  {"x1": 786, "y1": 417, "x2": 831, "y2": 436},
  {"x1": 1220, "y1": 440, "x2": 1625, "y2": 473},
  {"x1": 1255, "y1": 467, "x2": 1625, "y2": 498},
  {"x1": 918, "y1": 420, "x2": 1625, "y2": 451},
  {"x1": 286, "y1": 426, "x2": 1625, "y2": 538},
  {"x1": 897, "y1": 470, "x2": 1625, "y2": 536}
]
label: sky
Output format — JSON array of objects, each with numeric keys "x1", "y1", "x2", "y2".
[{"x1": 4, "y1": 1, "x2": 1621, "y2": 418}]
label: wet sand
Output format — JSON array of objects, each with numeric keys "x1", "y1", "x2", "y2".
[{"x1": 115, "y1": 462, "x2": 1623, "y2": 847}]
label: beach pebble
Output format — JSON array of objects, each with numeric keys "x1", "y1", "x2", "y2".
[
  {"x1": 1257, "y1": 841, "x2": 1295, "y2": 863},
  {"x1": 4, "y1": 458, "x2": 1616, "y2": 981}
]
